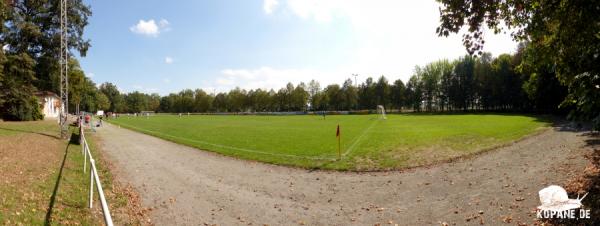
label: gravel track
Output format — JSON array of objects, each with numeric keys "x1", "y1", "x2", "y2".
[{"x1": 96, "y1": 122, "x2": 591, "y2": 225}]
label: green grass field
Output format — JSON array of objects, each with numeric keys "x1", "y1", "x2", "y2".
[{"x1": 108, "y1": 113, "x2": 549, "y2": 170}]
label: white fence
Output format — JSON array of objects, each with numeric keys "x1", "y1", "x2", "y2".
[{"x1": 79, "y1": 120, "x2": 114, "y2": 226}]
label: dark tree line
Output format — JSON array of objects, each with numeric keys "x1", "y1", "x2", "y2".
[{"x1": 100, "y1": 44, "x2": 566, "y2": 115}]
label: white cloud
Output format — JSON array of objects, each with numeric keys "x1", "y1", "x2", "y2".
[
  {"x1": 165, "y1": 56, "x2": 174, "y2": 64},
  {"x1": 159, "y1": 19, "x2": 169, "y2": 28},
  {"x1": 216, "y1": 78, "x2": 235, "y2": 86},
  {"x1": 262, "y1": 0, "x2": 518, "y2": 84},
  {"x1": 2, "y1": 44, "x2": 8, "y2": 51},
  {"x1": 88, "y1": 72, "x2": 95, "y2": 78},
  {"x1": 286, "y1": 0, "x2": 338, "y2": 22},
  {"x1": 207, "y1": 66, "x2": 346, "y2": 92},
  {"x1": 263, "y1": 0, "x2": 279, "y2": 14},
  {"x1": 159, "y1": 1, "x2": 518, "y2": 94},
  {"x1": 132, "y1": 84, "x2": 158, "y2": 93},
  {"x1": 130, "y1": 19, "x2": 170, "y2": 37},
  {"x1": 163, "y1": 78, "x2": 171, "y2": 84}
]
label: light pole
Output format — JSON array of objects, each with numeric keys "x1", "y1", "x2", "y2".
[
  {"x1": 59, "y1": 0, "x2": 69, "y2": 139},
  {"x1": 352, "y1": 74, "x2": 359, "y2": 110}
]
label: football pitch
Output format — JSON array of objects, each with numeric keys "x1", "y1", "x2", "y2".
[{"x1": 107, "y1": 113, "x2": 548, "y2": 170}]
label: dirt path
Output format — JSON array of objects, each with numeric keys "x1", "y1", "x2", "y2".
[{"x1": 95, "y1": 123, "x2": 591, "y2": 225}]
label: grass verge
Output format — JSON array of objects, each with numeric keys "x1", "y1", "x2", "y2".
[{"x1": 0, "y1": 120, "x2": 144, "y2": 225}]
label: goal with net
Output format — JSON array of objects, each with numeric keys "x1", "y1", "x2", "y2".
[
  {"x1": 140, "y1": 111, "x2": 155, "y2": 117},
  {"x1": 376, "y1": 105, "x2": 387, "y2": 119}
]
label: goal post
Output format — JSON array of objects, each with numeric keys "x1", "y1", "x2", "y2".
[
  {"x1": 376, "y1": 105, "x2": 387, "y2": 120},
  {"x1": 140, "y1": 111, "x2": 155, "y2": 117}
]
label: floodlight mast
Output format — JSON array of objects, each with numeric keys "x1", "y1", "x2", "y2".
[
  {"x1": 352, "y1": 74, "x2": 358, "y2": 110},
  {"x1": 59, "y1": 0, "x2": 69, "y2": 139}
]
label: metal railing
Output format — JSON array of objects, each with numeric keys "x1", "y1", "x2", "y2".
[{"x1": 79, "y1": 120, "x2": 114, "y2": 226}]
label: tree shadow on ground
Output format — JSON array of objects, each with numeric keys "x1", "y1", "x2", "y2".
[
  {"x1": 0, "y1": 127, "x2": 61, "y2": 139},
  {"x1": 43, "y1": 131, "x2": 80, "y2": 225}
]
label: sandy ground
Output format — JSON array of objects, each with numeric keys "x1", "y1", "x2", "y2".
[{"x1": 95, "y1": 122, "x2": 592, "y2": 226}]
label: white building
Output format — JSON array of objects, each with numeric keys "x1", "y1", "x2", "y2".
[{"x1": 35, "y1": 91, "x2": 61, "y2": 119}]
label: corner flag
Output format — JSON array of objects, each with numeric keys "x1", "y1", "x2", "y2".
[{"x1": 336, "y1": 124, "x2": 341, "y2": 159}]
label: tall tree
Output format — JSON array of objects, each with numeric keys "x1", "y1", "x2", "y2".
[
  {"x1": 519, "y1": 43, "x2": 567, "y2": 113},
  {"x1": 0, "y1": 53, "x2": 42, "y2": 120},
  {"x1": 4, "y1": 0, "x2": 92, "y2": 94},
  {"x1": 160, "y1": 94, "x2": 177, "y2": 112},
  {"x1": 76, "y1": 74, "x2": 100, "y2": 113},
  {"x1": 0, "y1": 49, "x2": 6, "y2": 108},
  {"x1": 95, "y1": 92, "x2": 110, "y2": 111},
  {"x1": 324, "y1": 84, "x2": 342, "y2": 110},
  {"x1": 498, "y1": 54, "x2": 525, "y2": 110},
  {"x1": 374, "y1": 76, "x2": 391, "y2": 109},
  {"x1": 177, "y1": 89, "x2": 195, "y2": 112},
  {"x1": 421, "y1": 62, "x2": 445, "y2": 111},
  {"x1": 452, "y1": 55, "x2": 476, "y2": 110},
  {"x1": 3, "y1": 0, "x2": 91, "y2": 58},
  {"x1": 284, "y1": 83, "x2": 294, "y2": 111},
  {"x1": 193, "y1": 89, "x2": 212, "y2": 112},
  {"x1": 474, "y1": 52, "x2": 494, "y2": 110},
  {"x1": 148, "y1": 93, "x2": 161, "y2": 112},
  {"x1": 124, "y1": 91, "x2": 149, "y2": 113},
  {"x1": 227, "y1": 88, "x2": 246, "y2": 112},
  {"x1": 212, "y1": 93, "x2": 228, "y2": 112},
  {"x1": 250, "y1": 89, "x2": 270, "y2": 112},
  {"x1": 406, "y1": 74, "x2": 422, "y2": 112},
  {"x1": 358, "y1": 77, "x2": 376, "y2": 109},
  {"x1": 291, "y1": 83, "x2": 309, "y2": 111},
  {"x1": 99, "y1": 82, "x2": 124, "y2": 112},
  {"x1": 437, "y1": 0, "x2": 600, "y2": 127},
  {"x1": 67, "y1": 59, "x2": 86, "y2": 112},
  {"x1": 0, "y1": 0, "x2": 93, "y2": 120},
  {"x1": 341, "y1": 79, "x2": 358, "y2": 110},
  {"x1": 390, "y1": 79, "x2": 406, "y2": 111},
  {"x1": 307, "y1": 79, "x2": 321, "y2": 110},
  {"x1": 437, "y1": 59, "x2": 454, "y2": 111}
]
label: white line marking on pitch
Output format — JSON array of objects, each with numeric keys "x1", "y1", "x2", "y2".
[
  {"x1": 342, "y1": 119, "x2": 379, "y2": 157},
  {"x1": 111, "y1": 122, "x2": 337, "y2": 161}
]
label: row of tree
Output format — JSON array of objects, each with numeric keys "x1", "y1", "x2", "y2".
[
  {"x1": 95, "y1": 43, "x2": 566, "y2": 115},
  {"x1": 403, "y1": 44, "x2": 567, "y2": 113}
]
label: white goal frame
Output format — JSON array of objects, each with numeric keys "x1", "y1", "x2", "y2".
[
  {"x1": 377, "y1": 105, "x2": 387, "y2": 119},
  {"x1": 140, "y1": 111, "x2": 155, "y2": 117}
]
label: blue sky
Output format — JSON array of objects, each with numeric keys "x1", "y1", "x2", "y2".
[{"x1": 80, "y1": 0, "x2": 517, "y2": 95}]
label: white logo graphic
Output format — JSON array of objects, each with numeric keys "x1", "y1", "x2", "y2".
[{"x1": 536, "y1": 185, "x2": 590, "y2": 219}]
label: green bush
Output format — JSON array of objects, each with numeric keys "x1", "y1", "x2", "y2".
[
  {"x1": 0, "y1": 53, "x2": 43, "y2": 121},
  {"x1": 1, "y1": 95, "x2": 44, "y2": 121}
]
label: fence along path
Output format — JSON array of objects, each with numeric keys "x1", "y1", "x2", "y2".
[{"x1": 79, "y1": 119, "x2": 114, "y2": 226}]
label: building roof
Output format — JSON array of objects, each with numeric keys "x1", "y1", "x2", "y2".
[{"x1": 34, "y1": 91, "x2": 60, "y2": 99}]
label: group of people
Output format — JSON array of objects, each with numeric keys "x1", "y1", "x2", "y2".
[{"x1": 78, "y1": 113, "x2": 102, "y2": 129}]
